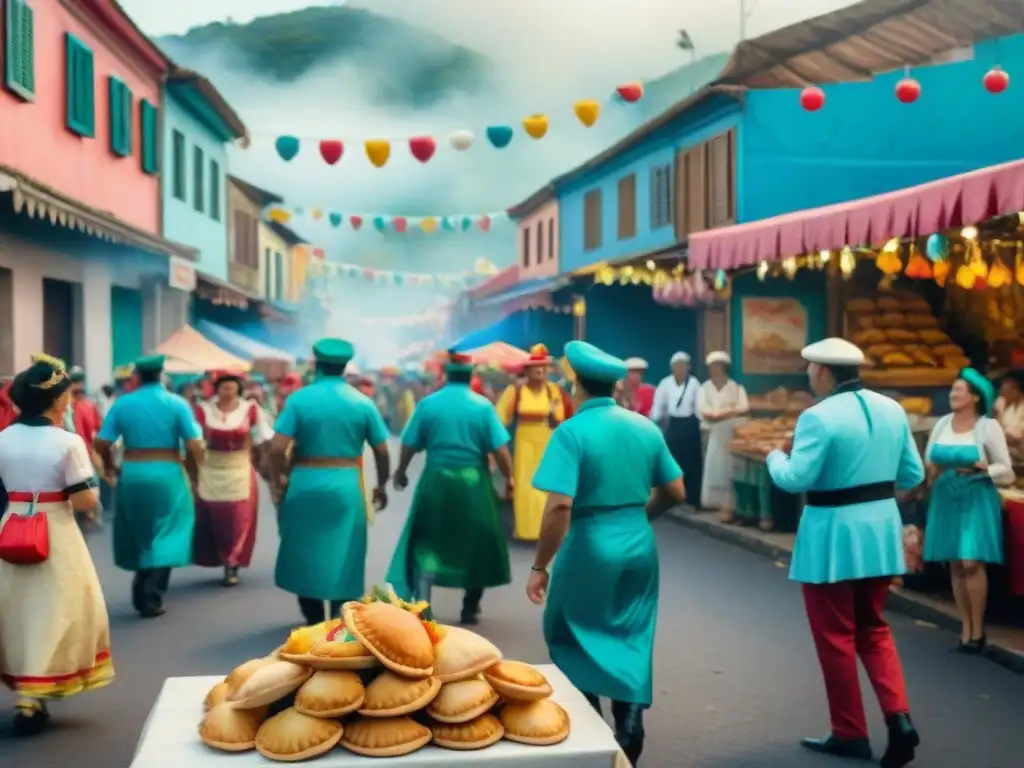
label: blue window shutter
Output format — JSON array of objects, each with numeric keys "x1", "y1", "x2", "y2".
[
  {"x1": 108, "y1": 77, "x2": 130, "y2": 156},
  {"x1": 4, "y1": 0, "x2": 35, "y2": 100},
  {"x1": 65, "y1": 34, "x2": 95, "y2": 137},
  {"x1": 140, "y1": 101, "x2": 159, "y2": 175}
]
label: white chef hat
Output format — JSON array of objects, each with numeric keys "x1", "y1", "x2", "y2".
[
  {"x1": 670, "y1": 351, "x2": 690, "y2": 365},
  {"x1": 705, "y1": 351, "x2": 731, "y2": 366},
  {"x1": 801, "y1": 338, "x2": 865, "y2": 366},
  {"x1": 624, "y1": 357, "x2": 648, "y2": 371}
]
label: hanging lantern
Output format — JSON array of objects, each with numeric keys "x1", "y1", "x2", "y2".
[
  {"x1": 984, "y1": 67, "x2": 1010, "y2": 94},
  {"x1": 756, "y1": 261, "x2": 770, "y2": 281},
  {"x1": 840, "y1": 246, "x2": 856, "y2": 278},
  {"x1": 799, "y1": 86, "x2": 825, "y2": 112},
  {"x1": 895, "y1": 77, "x2": 921, "y2": 104},
  {"x1": 874, "y1": 250, "x2": 902, "y2": 275},
  {"x1": 595, "y1": 266, "x2": 615, "y2": 285},
  {"x1": 925, "y1": 233, "x2": 950, "y2": 262},
  {"x1": 781, "y1": 257, "x2": 798, "y2": 279},
  {"x1": 968, "y1": 256, "x2": 989, "y2": 280},
  {"x1": 904, "y1": 251, "x2": 933, "y2": 279},
  {"x1": 955, "y1": 264, "x2": 977, "y2": 290},
  {"x1": 933, "y1": 258, "x2": 950, "y2": 287},
  {"x1": 988, "y1": 259, "x2": 1013, "y2": 288}
]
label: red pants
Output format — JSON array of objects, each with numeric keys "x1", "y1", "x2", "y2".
[{"x1": 802, "y1": 578, "x2": 910, "y2": 739}]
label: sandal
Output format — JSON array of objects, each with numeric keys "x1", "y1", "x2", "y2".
[{"x1": 14, "y1": 698, "x2": 49, "y2": 737}]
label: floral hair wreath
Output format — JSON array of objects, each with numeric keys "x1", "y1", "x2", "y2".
[{"x1": 29, "y1": 353, "x2": 68, "y2": 390}]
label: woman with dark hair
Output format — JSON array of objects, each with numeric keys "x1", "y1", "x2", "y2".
[
  {"x1": 995, "y1": 369, "x2": 1024, "y2": 471},
  {"x1": 923, "y1": 368, "x2": 1014, "y2": 651},
  {"x1": 0, "y1": 354, "x2": 113, "y2": 735},
  {"x1": 193, "y1": 370, "x2": 273, "y2": 587}
]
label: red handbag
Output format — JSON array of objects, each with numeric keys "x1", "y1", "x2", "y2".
[{"x1": 0, "y1": 496, "x2": 50, "y2": 565}]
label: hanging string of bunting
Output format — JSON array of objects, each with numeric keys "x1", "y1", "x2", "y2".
[
  {"x1": 309, "y1": 259, "x2": 483, "y2": 287},
  {"x1": 246, "y1": 82, "x2": 646, "y2": 167},
  {"x1": 320, "y1": 306, "x2": 448, "y2": 328},
  {"x1": 266, "y1": 205, "x2": 506, "y2": 234}
]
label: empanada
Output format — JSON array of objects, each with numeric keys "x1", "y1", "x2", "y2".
[
  {"x1": 846, "y1": 298, "x2": 875, "y2": 313},
  {"x1": 344, "y1": 601, "x2": 434, "y2": 678},
  {"x1": 918, "y1": 330, "x2": 951, "y2": 345},
  {"x1": 308, "y1": 637, "x2": 379, "y2": 670},
  {"x1": 876, "y1": 296, "x2": 900, "y2": 311},
  {"x1": 865, "y1": 343, "x2": 898, "y2": 359},
  {"x1": 483, "y1": 661, "x2": 553, "y2": 702},
  {"x1": 229, "y1": 661, "x2": 311, "y2": 709},
  {"x1": 279, "y1": 620, "x2": 342, "y2": 663},
  {"x1": 851, "y1": 329, "x2": 886, "y2": 347},
  {"x1": 877, "y1": 312, "x2": 906, "y2": 328},
  {"x1": 906, "y1": 313, "x2": 939, "y2": 329},
  {"x1": 933, "y1": 343, "x2": 962, "y2": 357},
  {"x1": 432, "y1": 626, "x2": 502, "y2": 683},
  {"x1": 500, "y1": 699, "x2": 570, "y2": 746},
  {"x1": 225, "y1": 656, "x2": 277, "y2": 693},
  {"x1": 880, "y1": 352, "x2": 914, "y2": 367},
  {"x1": 427, "y1": 678, "x2": 499, "y2": 723},
  {"x1": 255, "y1": 707, "x2": 343, "y2": 762},
  {"x1": 884, "y1": 329, "x2": 918, "y2": 343},
  {"x1": 431, "y1": 713, "x2": 504, "y2": 751},
  {"x1": 944, "y1": 354, "x2": 971, "y2": 370},
  {"x1": 199, "y1": 703, "x2": 267, "y2": 752},
  {"x1": 909, "y1": 349, "x2": 938, "y2": 367},
  {"x1": 341, "y1": 716, "x2": 432, "y2": 758},
  {"x1": 295, "y1": 670, "x2": 365, "y2": 718},
  {"x1": 204, "y1": 681, "x2": 231, "y2": 711},
  {"x1": 856, "y1": 315, "x2": 876, "y2": 330},
  {"x1": 359, "y1": 671, "x2": 441, "y2": 717}
]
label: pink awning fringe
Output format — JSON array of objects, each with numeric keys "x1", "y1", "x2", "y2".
[{"x1": 688, "y1": 158, "x2": 1024, "y2": 270}]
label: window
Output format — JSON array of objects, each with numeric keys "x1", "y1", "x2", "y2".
[
  {"x1": 548, "y1": 217, "x2": 554, "y2": 260},
  {"x1": 583, "y1": 189, "x2": 602, "y2": 251},
  {"x1": 536, "y1": 219, "x2": 544, "y2": 262},
  {"x1": 707, "y1": 129, "x2": 736, "y2": 228},
  {"x1": 209, "y1": 160, "x2": 221, "y2": 221},
  {"x1": 65, "y1": 33, "x2": 95, "y2": 137},
  {"x1": 264, "y1": 247, "x2": 272, "y2": 297},
  {"x1": 107, "y1": 76, "x2": 132, "y2": 157},
  {"x1": 140, "y1": 100, "x2": 159, "y2": 174},
  {"x1": 4, "y1": 0, "x2": 35, "y2": 101},
  {"x1": 675, "y1": 142, "x2": 708, "y2": 238},
  {"x1": 171, "y1": 130, "x2": 185, "y2": 200},
  {"x1": 617, "y1": 174, "x2": 636, "y2": 240},
  {"x1": 522, "y1": 225, "x2": 531, "y2": 266},
  {"x1": 649, "y1": 164, "x2": 672, "y2": 229},
  {"x1": 274, "y1": 251, "x2": 284, "y2": 301},
  {"x1": 193, "y1": 146, "x2": 204, "y2": 212},
  {"x1": 234, "y1": 212, "x2": 259, "y2": 267}
]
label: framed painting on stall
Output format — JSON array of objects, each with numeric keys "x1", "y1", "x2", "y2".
[
  {"x1": 741, "y1": 297, "x2": 808, "y2": 374},
  {"x1": 700, "y1": 305, "x2": 729, "y2": 365}
]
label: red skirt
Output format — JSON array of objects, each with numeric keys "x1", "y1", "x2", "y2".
[{"x1": 193, "y1": 468, "x2": 258, "y2": 568}]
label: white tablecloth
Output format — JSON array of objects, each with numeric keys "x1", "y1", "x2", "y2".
[{"x1": 131, "y1": 664, "x2": 629, "y2": 767}]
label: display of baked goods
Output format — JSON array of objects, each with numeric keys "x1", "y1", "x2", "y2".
[
  {"x1": 899, "y1": 397, "x2": 933, "y2": 416},
  {"x1": 196, "y1": 585, "x2": 571, "y2": 761},
  {"x1": 746, "y1": 387, "x2": 813, "y2": 413},
  {"x1": 845, "y1": 292, "x2": 967, "y2": 385},
  {"x1": 729, "y1": 416, "x2": 797, "y2": 456}
]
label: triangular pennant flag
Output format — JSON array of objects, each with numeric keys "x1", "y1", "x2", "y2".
[
  {"x1": 486, "y1": 125, "x2": 513, "y2": 148},
  {"x1": 408, "y1": 136, "x2": 437, "y2": 163},
  {"x1": 365, "y1": 140, "x2": 391, "y2": 167},
  {"x1": 420, "y1": 217, "x2": 438, "y2": 233},
  {"x1": 441, "y1": 216, "x2": 456, "y2": 232},
  {"x1": 319, "y1": 139, "x2": 344, "y2": 165},
  {"x1": 275, "y1": 135, "x2": 300, "y2": 161},
  {"x1": 573, "y1": 100, "x2": 600, "y2": 127},
  {"x1": 350, "y1": 215, "x2": 363, "y2": 230},
  {"x1": 329, "y1": 212, "x2": 343, "y2": 228},
  {"x1": 461, "y1": 216, "x2": 473, "y2": 231},
  {"x1": 448, "y1": 130, "x2": 474, "y2": 150},
  {"x1": 522, "y1": 115, "x2": 549, "y2": 139},
  {"x1": 373, "y1": 216, "x2": 388, "y2": 232},
  {"x1": 477, "y1": 214, "x2": 491, "y2": 232},
  {"x1": 311, "y1": 208, "x2": 323, "y2": 220},
  {"x1": 393, "y1": 216, "x2": 408, "y2": 233},
  {"x1": 268, "y1": 208, "x2": 291, "y2": 224}
]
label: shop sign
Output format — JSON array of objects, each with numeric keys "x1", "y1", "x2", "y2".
[{"x1": 169, "y1": 258, "x2": 197, "y2": 292}]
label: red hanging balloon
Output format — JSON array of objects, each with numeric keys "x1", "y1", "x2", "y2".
[
  {"x1": 319, "y1": 139, "x2": 344, "y2": 165},
  {"x1": 349, "y1": 215, "x2": 363, "y2": 230},
  {"x1": 477, "y1": 214, "x2": 491, "y2": 232},
  {"x1": 408, "y1": 136, "x2": 437, "y2": 163},
  {"x1": 393, "y1": 216, "x2": 408, "y2": 233},
  {"x1": 799, "y1": 86, "x2": 825, "y2": 112},
  {"x1": 895, "y1": 78, "x2": 921, "y2": 104},
  {"x1": 616, "y1": 83, "x2": 644, "y2": 103},
  {"x1": 984, "y1": 67, "x2": 1010, "y2": 94}
]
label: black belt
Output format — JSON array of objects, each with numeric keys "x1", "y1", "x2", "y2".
[{"x1": 806, "y1": 481, "x2": 896, "y2": 507}]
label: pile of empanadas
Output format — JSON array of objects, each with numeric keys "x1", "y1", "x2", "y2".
[{"x1": 197, "y1": 589, "x2": 571, "y2": 761}]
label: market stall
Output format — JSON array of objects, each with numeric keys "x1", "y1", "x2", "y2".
[
  {"x1": 155, "y1": 325, "x2": 251, "y2": 375},
  {"x1": 462, "y1": 341, "x2": 530, "y2": 371}
]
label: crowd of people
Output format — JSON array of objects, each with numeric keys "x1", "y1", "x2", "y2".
[{"x1": 0, "y1": 337, "x2": 1021, "y2": 768}]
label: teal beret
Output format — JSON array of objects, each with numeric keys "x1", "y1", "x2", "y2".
[
  {"x1": 134, "y1": 354, "x2": 166, "y2": 373},
  {"x1": 564, "y1": 341, "x2": 627, "y2": 384},
  {"x1": 312, "y1": 338, "x2": 355, "y2": 365}
]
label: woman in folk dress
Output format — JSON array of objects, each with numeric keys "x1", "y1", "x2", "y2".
[
  {"x1": 193, "y1": 371, "x2": 273, "y2": 586},
  {"x1": 698, "y1": 351, "x2": 750, "y2": 523},
  {"x1": 0, "y1": 355, "x2": 113, "y2": 736}
]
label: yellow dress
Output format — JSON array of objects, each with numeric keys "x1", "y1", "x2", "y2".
[{"x1": 496, "y1": 384, "x2": 566, "y2": 540}]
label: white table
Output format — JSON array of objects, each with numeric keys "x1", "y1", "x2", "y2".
[{"x1": 131, "y1": 664, "x2": 629, "y2": 767}]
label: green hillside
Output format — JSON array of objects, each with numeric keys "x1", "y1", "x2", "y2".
[{"x1": 159, "y1": 5, "x2": 490, "y2": 109}]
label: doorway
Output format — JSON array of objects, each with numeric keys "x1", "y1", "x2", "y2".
[
  {"x1": 0, "y1": 267, "x2": 12, "y2": 376},
  {"x1": 110, "y1": 285, "x2": 144, "y2": 367},
  {"x1": 42, "y1": 277, "x2": 76, "y2": 366}
]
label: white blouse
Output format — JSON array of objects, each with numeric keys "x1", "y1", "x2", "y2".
[
  {"x1": 199, "y1": 399, "x2": 274, "y2": 445},
  {"x1": 697, "y1": 379, "x2": 750, "y2": 421},
  {"x1": 924, "y1": 415, "x2": 1016, "y2": 487},
  {"x1": 995, "y1": 397, "x2": 1024, "y2": 462},
  {"x1": 650, "y1": 375, "x2": 701, "y2": 421},
  {"x1": 0, "y1": 423, "x2": 95, "y2": 493}
]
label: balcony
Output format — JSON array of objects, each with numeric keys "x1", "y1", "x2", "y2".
[{"x1": 229, "y1": 261, "x2": 261, "y2": 295}]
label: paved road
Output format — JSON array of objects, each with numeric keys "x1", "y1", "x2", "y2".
[{"x1": 2, "y1": 452, "x2": 1023, "y2": 767}]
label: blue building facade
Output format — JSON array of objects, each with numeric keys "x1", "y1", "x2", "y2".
[{"x1": 161, "y1": 71, "x2": 247, "y2": 282}]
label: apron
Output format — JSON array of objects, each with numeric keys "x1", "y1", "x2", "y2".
[
  {"x1": 664, "y1": 380, "x2": 703, "y2": 508},
  {"x1": 924, "y1": 419, "x2": 1004, "y2": 564},
  {"x1": 701, "y1": 382, "x2": 747, "y2": 510}
]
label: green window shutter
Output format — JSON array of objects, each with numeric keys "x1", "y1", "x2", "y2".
[
  {"x1": 193, "y1": 146, "x2": 204, "y2": 212},
  {"x1": 65, "y1": 33, "x2": 94, "y2": 137},
  {"x1": 140, "y1": 100, "x2": 159, "y2": 174},
  {"x1": 209, "y1": 159, "x2": 221, "y2": 220},
  {"x1": 264, "y1": 248, "x2": 272, "y2": 297},
  {"x1": 4, "y1": 0, "x2": 35, "y2": 100},
  {"x1": 108, "y1": 77, "x2": 132, "y2": 156},
  {"x1": 172, "y1": 130, "x2": 185, "y2": 199}
]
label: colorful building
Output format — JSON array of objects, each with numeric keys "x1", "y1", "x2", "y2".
[
  {"x1": 0, "y1": 0, "x2": 198, "y2": 376},
  {"x1": 162, "y1": 67, "x2": 247, "y2": 282}
]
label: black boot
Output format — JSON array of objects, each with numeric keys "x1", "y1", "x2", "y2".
[
  {"x1": 137, "y1": 570, "x2": 165, "y2": 618},
  {"x1": 13, "y1": 698, "x2": 49, "y2": 737},
  {"x1": 612, "y1": 701, "x2": 645, "y2": 765},
  {"x1": 223, "y1": 566, "x2": 240, "y2": 586},
  {"x1": 461, "y1": 588, "x2": 484, "y2": 625},
  {"x1": 799, "y1": 735, "x2": 872, "y2": 760},
  {"x1": 880, "y1": 713, "x2": 919, "y2": 768}
]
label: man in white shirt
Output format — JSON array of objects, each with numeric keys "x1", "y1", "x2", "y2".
[{"x1": 650, "y1": 351, "x2": 703, "y2": 507}]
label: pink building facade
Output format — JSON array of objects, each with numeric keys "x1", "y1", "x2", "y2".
[
  {"x1": 510, "y1": 186, "x2": 559, "y2": 279},
  {"x1": 0, "y1": 0, "x2": 195, "y2": 379}
]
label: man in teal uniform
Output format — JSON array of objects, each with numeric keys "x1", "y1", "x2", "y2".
[
  {"x1": 765, "y1": 338, "x2": 922, "y2": 768},
  {"x1": 95, "y1": 355, "x2": 204, "y2": 618},
  {"x1": 267, "y1": 339, "x2": 391, "y2": 625},
  {"x1": 387, "y1": 351, "x2": 514, "y2": 624},
  {"x1": 527, "y1": 341, "x2": 685, "y2": 765}
]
